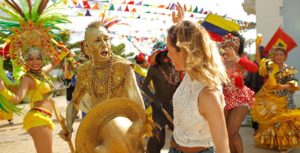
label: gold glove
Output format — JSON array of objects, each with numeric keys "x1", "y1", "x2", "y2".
[
  {"x1": 57, "y1": 48, "x2": 69, "y2": 62},
  {"x1": 52, "y1": 39, "x2": 70, "y2": 62},
  {"x1": 0, "y1": 87, "x2": 14, "y2": 101}
]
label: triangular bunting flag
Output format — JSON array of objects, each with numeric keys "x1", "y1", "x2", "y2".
[
  {"x1": 131, "y1": 8, "x2": 137, "y2": 12},
  {"x1": 102, "y1": 4, "x2": 108, "y2": 10},
  {"x1": 62, "y1": 0, "x2": 67, "y2": 5},
  {"x1": 125, "y1": 5, "x2": 129, "y2": 12},
  {"x1": 77, "y1": 12, "x2": 84, "y2": 16},
  {"x1": 193, "y1": 6, "x2": 198, "y2": 13},
  {"x1": 128, "y1": 0, "x2": 134, "y2": 5},
  {"x1": 183, "y1": 4, "x2": 187, "y2": 11},
  {"x1": 135, "y1": 1, "x2": 142, "y2": 5},
  {"x1": 72, "y1": 0, "x2": 78, "y2": 5},
  {"x1": 85, "y1": 10, "x2": 91, "y2": 16},
  {"x1": 165, "y1": 3, "x2": 170, "y2": 9},
  {"x1": 143, "y1": 4, "x2": 150, "y2": 7},
  {"x1": 93, "y1": 3, "x2": 99, "y2": 9},
  {"x1": 170, "y1": 3, "x2": 176, "y2": 10},
  {"x1": 188, "y1": 5, "x2": 193, "y2": 12},
  {"x1": 109, "y1": 4, "x2": 115, "y2": 10},
  {"x1": 83, "y1": 0, "x2": 90, "y2": 9},
  {"x1": 121, "y1": 0, "x2": 126, "y2": 4},
  {"x1": 117, "y1": 6, "x2": 122, "y2": 11},
  {"x1": 199, "y1": 8, "x2": 204, "y2": 14},
  {"x1": 76, "y1": 2, "x2": 82, "y2": 8}
]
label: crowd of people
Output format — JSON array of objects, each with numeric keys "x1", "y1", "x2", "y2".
[{"x1": 0, "y1": 1, "x2": 299, "y2": 153}]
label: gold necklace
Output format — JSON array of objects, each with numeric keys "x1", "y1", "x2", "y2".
[
  {"x1": 88, "y1": 56, "x2": 114, "y2": 99},
  {"x1": 28, "y1": 70, "x2": 54, "y2": 88}
]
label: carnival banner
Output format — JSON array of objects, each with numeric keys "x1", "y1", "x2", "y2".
[{"x1": 264, "y1": 27, "x2": 297, "y2": 56}]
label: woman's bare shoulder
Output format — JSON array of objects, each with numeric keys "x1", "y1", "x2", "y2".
[{"x1": 198, "y1": 86, "x2": 224, "y2": 112}]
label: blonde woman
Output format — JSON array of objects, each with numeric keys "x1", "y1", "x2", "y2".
[{"x1": 165, "y1": 3, "x2": 230, "y2": 153}]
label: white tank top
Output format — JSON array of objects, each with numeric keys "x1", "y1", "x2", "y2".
[{"x1": 173, "y1": 74, "x2": 220, "y2": 147}]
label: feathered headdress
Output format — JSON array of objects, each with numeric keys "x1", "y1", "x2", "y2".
[
  {"x1": 0, "y1": 0, "x2": 70, "y2": 63},
  {"x1": 0, "y1": 0, "x2": 69, "y2": 114}
]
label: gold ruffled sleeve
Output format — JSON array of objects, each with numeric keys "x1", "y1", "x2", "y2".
[{"x1": 258, "y1": 58, "x2": 270, "y2": 77}]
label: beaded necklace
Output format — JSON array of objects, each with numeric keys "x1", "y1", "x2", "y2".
[
  {"x1": 158, "y1": 66, "x2": 179, "y2": 86},
  {"x1": 27, "y1": 70, "x2": 54, "y2": 89}
]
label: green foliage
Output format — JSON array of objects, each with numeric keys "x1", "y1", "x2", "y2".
[
  {"x1": 67, "y1": 41, "x2": 81, "y2": 50},
  {"x1": 0, "y1": 38, "x2": 5, "y2": 44},
  {"x1": 111, "y1": 43, "x2": 134, "y2": 59},
  {"x1": 57, "y1": 30, "x2": 71, "y2": 44},
  {"x1": 3, "y1": 59, "x2": 12, "y2": 72}
]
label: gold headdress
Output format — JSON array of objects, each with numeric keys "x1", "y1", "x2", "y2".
[{"x1": 0, "y1": 0, "x2": 70, "y2": 64}]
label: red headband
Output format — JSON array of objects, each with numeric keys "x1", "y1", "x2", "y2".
[{"x1": 221, "y1": 33, "x2": 240, "y2": 51}]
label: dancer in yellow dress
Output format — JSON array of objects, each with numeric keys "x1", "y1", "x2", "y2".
[
  {"x1": 0, "y1": 1, "x2": 69, "y2": 152},
  {"x1": 251, "y1": 47, "x2": 300, "y2": 152}
]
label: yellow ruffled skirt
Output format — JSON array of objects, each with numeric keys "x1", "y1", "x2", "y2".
[
  {"x1": 23, "y1": 108, "x2": 54, "y2": 131},
  {"x1": 251, "y1": 87, "x2": 300, "y2": 151}
]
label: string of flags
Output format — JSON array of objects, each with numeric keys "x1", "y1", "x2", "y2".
[{"x1": 66, "y1": 0, "x2": 256, "y2": 28}]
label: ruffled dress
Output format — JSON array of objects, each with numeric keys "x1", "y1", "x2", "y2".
[{"x1": 251, "y1": 58, "x2": 300, "y2": 151}]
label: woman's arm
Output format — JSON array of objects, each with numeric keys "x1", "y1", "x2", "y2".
[
  {"x1": 198, "y1": 87, "x2": 230, "y2": 153},
  {"x1": 172, "y1": 2, "x2": 184, "y2": 24},
  {"x1": 255, "y1": 44, "x2": 261, "y2": 64},
  {"x1": 0, "y1": 76, "x2": 33, "y2": 104},
  {"x1": 224, "y1": 47, "x2": 258, "y2": 73},
  {"x1": 255, "y1": 34, "x2": 263, "y2": 64},
  {"x1": 237, "y1": 57, "x2": 258, "y2": 73}
]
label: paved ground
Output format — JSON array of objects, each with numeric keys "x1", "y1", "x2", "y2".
[{"x1": 0, "y1": 96, "x2": 299, "y2": 153}]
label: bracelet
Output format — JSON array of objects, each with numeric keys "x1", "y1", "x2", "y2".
[
  {"x1": 0, "y1": 87, "x2": 14, "y2": 101},
  {"x1": 56, "y1": 51, "x2": 68, "y2": 62}
]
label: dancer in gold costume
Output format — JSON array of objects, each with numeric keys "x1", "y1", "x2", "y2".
[
  {"x1": 251, "y1": 47, "x2": 300, "y2": 152},
  {"x1": 62, "y1": 21, "x2": 152, "y2": 153}
]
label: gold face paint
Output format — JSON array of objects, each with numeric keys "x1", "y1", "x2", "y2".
[{"x1": 85, "y1": 26, "x2": 112, "y2": 63}]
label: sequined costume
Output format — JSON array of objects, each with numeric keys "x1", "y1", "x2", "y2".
[
  {"x1": 23, "y1": 72, "x2": 54, "y2": 131},
  {"x1": 63, "y1": 21, "x2": 154, "y2": 153},
  {"x1": 251, "y1": 58, "x2": 300, "y2": 151}
]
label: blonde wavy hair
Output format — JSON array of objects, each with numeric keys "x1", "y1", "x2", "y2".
[{"x1": 167, "y1": 21, "x2": 229, "y2": 87}]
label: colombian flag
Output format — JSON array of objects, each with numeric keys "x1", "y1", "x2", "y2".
[
  {"x1": 202, "y1": 14, "x2": 240, "y2": 42},
  {"x1": 264, "y1": 27, "x2": 297, "y2": 56}
]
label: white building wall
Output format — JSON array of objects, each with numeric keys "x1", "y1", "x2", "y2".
[{"x1": 255, "y1": 0, "x2": 283, "y2": 45}]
